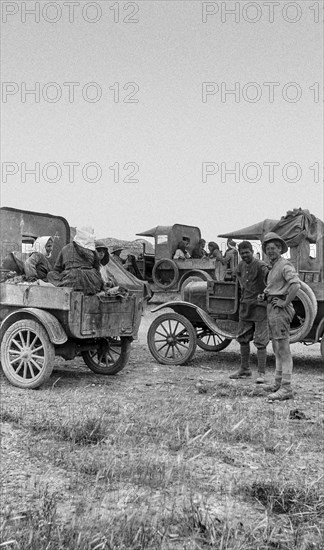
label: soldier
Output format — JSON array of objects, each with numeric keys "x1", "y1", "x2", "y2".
[
  {"x1": 261, "y1": 232, "x2": 301, "y2": 401},
  {"x1": 229, "y1": 241, "x2": 269, "y2": 383}
]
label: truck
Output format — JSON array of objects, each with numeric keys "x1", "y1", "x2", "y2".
[
  {"x1": 136, "y1": 224, "x2": 219, "y2": 292},
  {"x1": 0, "y1": 207, "x2": 145, "y2": 389},
  {"x1": 147, "y1": 209, "x2": 324, "y2": 363}
]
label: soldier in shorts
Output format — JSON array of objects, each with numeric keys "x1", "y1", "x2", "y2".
[
  {"x1": 261, "y1": 232, "x2": 301, "y2": 401},
  {"x1": 229, "y1": 241, "x2": 269, "y2": 383}
]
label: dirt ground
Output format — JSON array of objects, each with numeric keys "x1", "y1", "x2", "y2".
[{"x1": 0, "y1": 304, "x2": 323, "y2": 549}]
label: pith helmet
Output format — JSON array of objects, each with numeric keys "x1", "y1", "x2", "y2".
[{"x1": 262, "y1": 232, "x2": 288, "y2": 254}]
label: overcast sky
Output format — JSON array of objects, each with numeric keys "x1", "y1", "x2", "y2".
[{"x1": 1, "y1": 0, "x2": 323, "y2": 242}]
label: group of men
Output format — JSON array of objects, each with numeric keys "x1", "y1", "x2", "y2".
[{"x1": 230, "y1": 232, "x2": 301, "y2": 402}]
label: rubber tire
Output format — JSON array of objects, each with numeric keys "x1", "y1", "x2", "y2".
[
  {"x1": 82, "y1": 337, "x2": 131, "y2": 375},
  {"x1": 196, "y1": 327, "x2": 232, "y2": 352},
  {"x1": 289, "y1": 288, "x2": 316, "y2": 344},
  {"x1": 321, "y1": 336, "x2": 324, "y2": 359},
  {"x1": 300, "y1": 281, "x2": 318, "y2": 319},
  {"x1": 152, "y1": 259, "x2": 179, "y2": 290},
  {"x1": 1, "y1": 319, "x2": 55, "y2": 389},
  {"x1": 147, "y1": 312, "x2": 197, "y2": 365}
]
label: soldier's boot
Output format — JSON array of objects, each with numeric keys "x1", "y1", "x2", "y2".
[
  {"x1": 263, "y1": 367, "x2": 282, "y2": 392},
  {"x1": 268, "y1": 386, "x2": 294, "y2": 401},
  {"x1": 255, "y1": 348, "x2": 267, "y2": 384},
  {"x1": 229, "y1": 343, "x2": 252, "y2": 379},
  {"x1": 268, "y1": 369, "x2": 293, "y2": 401}
]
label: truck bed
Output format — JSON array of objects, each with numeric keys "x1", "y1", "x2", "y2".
[{"x1": 0, "y1": 283, "x2": 72, "y2": 310}]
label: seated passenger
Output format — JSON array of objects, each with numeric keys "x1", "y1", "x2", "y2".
[
  {"x1": 2, "y1": 251, "x2": 25, "y2": 278},
  {"x1": 191, "y1": 239, "x2": 207, "y2": 259},
  {"x1": 173, "y1": 240, "x2": 191, "y2": 260},
  {"x1": 208, "y1": 241, "x2": 222, "y2": 260},
  {"x1": 47, "y1": 228, "x2": 103, "y2": 295},
  {"x1": 208, "y1": 241, "x2": 224, "y2": 280},
  {"x1": 223, "y1": 239, "x2": 239, "y2": 274},
  {"x1": 24, "y1": 236, "x2": 53, "y2": 281},
  {"x1": 111, "y1": 245, "x2": 125, "y2": 266},
  {"x1": 95, "y1": 241, "x2": 151, "y2": 300},
  {"x1": 95, "y1": 240, "x2": 117, "y2": 288}
]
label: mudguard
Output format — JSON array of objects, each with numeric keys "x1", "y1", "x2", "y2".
[
  {"x1": 151, "y1": 301, "x2": 235, "y2": 339},
  {"x1": 0, "y1": 308, "x2": 68, "y2": 345},
  {"x1": 315, "y1": 317, "x2": 324, "y2": 342}
]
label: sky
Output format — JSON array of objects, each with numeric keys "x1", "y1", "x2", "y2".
[{"x1": 1, "y1": 0, "x2": 323, "y2": 243}]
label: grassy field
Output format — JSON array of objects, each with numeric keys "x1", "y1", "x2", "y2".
[{"x1": 1, "y1": 311, "x2": 323, "y2": 549}]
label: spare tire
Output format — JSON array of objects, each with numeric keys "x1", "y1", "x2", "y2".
[
  {"x1": 289, "y1": 287, "x2": 317, "y2": 343},
  {"x1": 300, "y1": 281, "x2": 318, "y2": 319},
  {"x1": 152, "y1": 259, "x2": 179, "y2": 290}
]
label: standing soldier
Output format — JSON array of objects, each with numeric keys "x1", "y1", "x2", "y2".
[
  {"x1": 261, "y1": 232, "x2": 301, "y2": 401},
  {"x1": 229, "y1": 241, "x2": 269, "y2": 383}
]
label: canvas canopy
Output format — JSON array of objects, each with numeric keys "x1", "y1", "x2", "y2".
[{"x1": 219, "y1": 209, "x2": 324, "y2": 273}]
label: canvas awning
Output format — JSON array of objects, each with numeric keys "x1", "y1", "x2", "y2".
[{"x1": 218, "y1": 219, "x2": 279, "y2": 241}]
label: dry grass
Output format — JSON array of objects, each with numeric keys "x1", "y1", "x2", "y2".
[{"x1": 1, "y1": 354, "x2": 323, "y2": 550}]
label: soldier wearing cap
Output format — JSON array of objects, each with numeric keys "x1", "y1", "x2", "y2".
[{"x1": 261, "y1": 232, "x2": 301, "y2": 401}]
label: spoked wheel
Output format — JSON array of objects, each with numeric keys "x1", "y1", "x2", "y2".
[
  {"x1": 1, "y1": 319, "x2": 55, "y2": 389},
  {"x1": 82, "y1": 337, "x2": 131, "y2": 375},
  {"x1": 147, "y1": 312, "x2": 197, "y2": 365},
  {"x1": 196, "y1": 327, "x2": 232, "y2": 352}
]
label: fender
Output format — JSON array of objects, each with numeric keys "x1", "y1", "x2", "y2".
[
  {"x1": 0, "y1": 308, "x2": 68, "y2": 345},
  {"x1": 315, "y1": 317, "x2": 324, "y2": 343},
  {"x1": 177, "y1": 270, "x2": 213, "y2": 291},
  {"x1": 151, "y1": 301, "x2": 234, "y2": 339}
]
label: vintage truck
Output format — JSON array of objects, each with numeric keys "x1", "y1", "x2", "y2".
[
  {"x1": 147, "y1": 209, "x2": 324, "y2": 363},
  {"x1": 136, "y1": 224, "x2": 219, "y2": 292},
  {"x1": 0, "y1": 207, "x2": 145, "y2": 389}
]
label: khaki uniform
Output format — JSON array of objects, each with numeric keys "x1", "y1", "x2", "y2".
[{"x1": 265, "y1": 257, "x2": 300, "y2": 340}]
